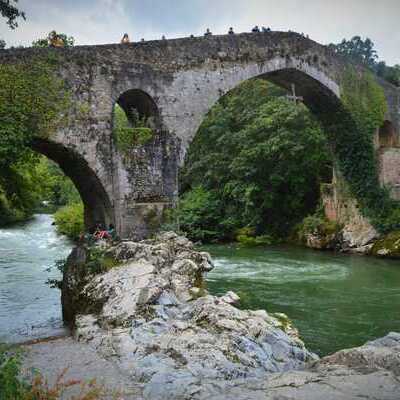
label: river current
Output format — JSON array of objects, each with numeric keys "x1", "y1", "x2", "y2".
[
  {"x1": 0, "y1": 214, "x2": 72, "y2": 343},
  {"x1": 0, "y1": 215, "x2": 399, "y2": 356}
]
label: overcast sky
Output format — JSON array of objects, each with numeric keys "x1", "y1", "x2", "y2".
[{"x1": 1, "y1": 0, "x2": 399, "y2": 65}]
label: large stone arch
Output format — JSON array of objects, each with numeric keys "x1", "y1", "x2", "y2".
[
  {"x1": 31, "y1": 138, "x2": 114, "y2": 231},
  {"x1": 156, "y1": 56, "x2": 341, "y2": 162}
]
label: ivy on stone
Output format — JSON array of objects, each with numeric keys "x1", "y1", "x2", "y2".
[{"x1": 331, "y1": 66, "x2": 400, "y2": 233}]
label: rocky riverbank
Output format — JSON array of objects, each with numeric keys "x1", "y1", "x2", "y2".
[{"x1": 21, "y1": 232, "x2": 400, "y2": 399}]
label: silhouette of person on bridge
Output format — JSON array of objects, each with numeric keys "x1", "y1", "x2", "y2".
[{"x1": 121, "y1": 33, "x2": 130, "y2": 44}]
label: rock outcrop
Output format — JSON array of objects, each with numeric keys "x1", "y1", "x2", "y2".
[
  {"x1": 61, "y1": 233, "x2": 400, "y2": 399},
  {"x1": 62, "y1": 232, "x2": 316, "y2": 398},
  {"x1": 209, "y1": 332, "x2": 400, "y2": 399}
]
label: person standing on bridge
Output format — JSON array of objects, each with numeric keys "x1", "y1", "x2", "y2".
[
  {"x1": 121, "y1": 33, "x2": 130, "y2": 44},
  {"x1": 48, "y1": 31, "x2": 65, "y2": 47}
]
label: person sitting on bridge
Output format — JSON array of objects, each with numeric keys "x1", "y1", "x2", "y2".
[
  {"x1": 228, "y1": 27, "x2": 234, "y2": 35},
  {"x1": 204, "y1": 28, "x2": 212, "y2": 36},
  {"x1": 48, "y1": 31, "x2": 65, "y2": 47},
  {"x1": 121, "y1": 33, "x2": 130, "y2": 44},
  {"x1": 252, "y1": 26, "x2": 260, "y2": 33}
]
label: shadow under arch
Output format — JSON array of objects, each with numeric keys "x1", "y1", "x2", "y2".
[
  {"x1": 116, "y1": 88, "x2": 161, "y2": 131},
  {"x1": 378, "y1": 120, "x2": 397, "y2": 148},
  {"x1": 261, "y1": 68, "x2": 344, "y2": 127},
  {"x1": 31, "y1": 138, "x2": 114, "y2": 231}
]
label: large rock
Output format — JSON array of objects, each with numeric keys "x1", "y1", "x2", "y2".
[
  {"x1": 205, "y1": 332, "x2": 400, "y2": 400},
  {"x1": 63, "y1": 232, "x2": 316, "y2": 398}
]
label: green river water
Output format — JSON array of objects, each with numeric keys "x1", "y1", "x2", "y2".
[
  {"x1": 204, "y1": 243, "x2": 400, "y2": 356},
  {"x1": 1, "y1": 215, "x2": 399, "y2": 357}
]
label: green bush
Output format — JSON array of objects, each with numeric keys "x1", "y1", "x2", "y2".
[
  {"x1": 235, "y1": 227, "x2": 274, "y2": 247},
  {"x1": 0, "y1": 345, "x2": 27, "y2": 400},
  {"x1": 294, "y1": 213, "x2": 342, "y2": 245},
  {"x1": 54, "y1": 202, "x2": 84, "y2": 240},
  {"x1": 173, "y1": 186, "x2": 224, "y2": 242},
  {"x1": 113, "y1": 104, "x2": 154, "y2": 153}
]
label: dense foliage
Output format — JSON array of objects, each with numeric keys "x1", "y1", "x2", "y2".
[
  {"x1": 329, "y1": 36, "x2": 400, "y2": 87},
  {"x1": 176, "y1": 80, "x2": 332, "y2": 242},
  {"x1": 334, "y1": 67, "x2": 400, "y2": 232},
  {"x1": 0, "y1": 60, "x2": 69, "y2": 168},
  {"x1": 0, "y1": 58, "x2": 71, "y2": 226},
  {"x1": 35, "y1": 158, "x2": 80, "y2": 207},
  {"x1": 113, "y1": 104, "x2": 153, "y2": 153},
  {"x1": 53, "y1": 202, "x2": 84, "y2": 240}
]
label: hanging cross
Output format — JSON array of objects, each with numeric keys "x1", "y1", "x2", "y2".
[{"x1": 286, "y1": 84, "x2": 303, "y2": 104}]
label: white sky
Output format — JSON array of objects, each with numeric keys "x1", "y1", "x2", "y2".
[{"x1": 1, "y1": 0, "x2": 399, "y2": 65}]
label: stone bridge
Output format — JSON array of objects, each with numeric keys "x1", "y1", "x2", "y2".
[{"x1": 1, "y1": 31, "x2": 399, "y2": 239}]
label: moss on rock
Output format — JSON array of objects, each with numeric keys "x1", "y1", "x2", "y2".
[{"x1": 371, "y1": 231, "x2": 400, "y2": 258}]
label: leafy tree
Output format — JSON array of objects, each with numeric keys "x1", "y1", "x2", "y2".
[
  {"x1": 0, "y1": 61, "x2": 70, "y2": 168},
  {"x1": 329, "y1": 36, "x2": 378, "y2": 68},
  {"x1": 0, "y1": 0, "x2": 25, "y2": 29},
  {"x1": 0, "y1": 39, "x2": 5, "y2": 49},
  {"x1": 0, "y1": 59, "x2": 70, "y2": 225},
  {"x1": 375, "y1": 62, "x2": 400, "y2": 86},
  {"x1": 178, "y1": 80, "x2": 332, "y2": 242},
  {"x1": 54, "y1": 202, "x2": 84, "y2": 240},
  {"x1": 32, "y1": 31, "x2": 75, "y2": 48},
  {"x1": 329, "y1": 36, "x2": 400, "y2": 87},
  {"x1": 34, "y1": 157, "x2": 80, "y2": 206}
]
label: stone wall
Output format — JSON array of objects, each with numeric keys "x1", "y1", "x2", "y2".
[{"x1": 379, "y1": 148, "x2": 400, "y2": 200}]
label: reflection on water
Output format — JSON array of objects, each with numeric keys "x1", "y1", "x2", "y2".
[
  {"x1": 204, "y1": 244, "x2": 400, "y2": 356},
  {"x1": 0, "y1": 214, "x2": 73, "y2": 343}
]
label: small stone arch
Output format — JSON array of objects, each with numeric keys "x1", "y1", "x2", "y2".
[
  {"x1": 378, "y1": 120, "x2": 397, "y2": 148},
  {"x1": 115, "y1": 89, "x2": 161, "y2": 131},
  {"x1": 31, "y1": 138, "x2": 114, "y2": 231}
]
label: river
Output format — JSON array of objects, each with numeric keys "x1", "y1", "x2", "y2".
[
  {"x1": 0, "y1": 215, "x2": 399, "y2": 357},
  {"x1": 0, "y1": 214, "x2": 72, "y2": 343},
  {"x1": 205, "y1": 243, "x2": 400, "y2": 356}
]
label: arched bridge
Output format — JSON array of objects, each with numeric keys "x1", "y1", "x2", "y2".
[{"x1": 1, "y1": 32, "x2": 399, "y2": 239}]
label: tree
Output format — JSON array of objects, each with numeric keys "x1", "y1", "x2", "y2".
[
  {"x1": 0, "y1": 0, "x2": 25, "y2": 29},
  {"x1": 0, "y1": 39, "x2": 5, "y2": 49},
  {"x1": 375, "y1": 62, "x2": 400, "y2": 86},
  {"x1": 330, "y1": 36, "x2": 400, "y2": 87},
  {"x1": 32, "y1": 31, "x2": 75, "y2": 48},
  {"x1": 329, "y1": 36, "x2": 378, "y2": 68},
  {"x1": 178, "y1": 80, "x2": 332, "y2": 241}
]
